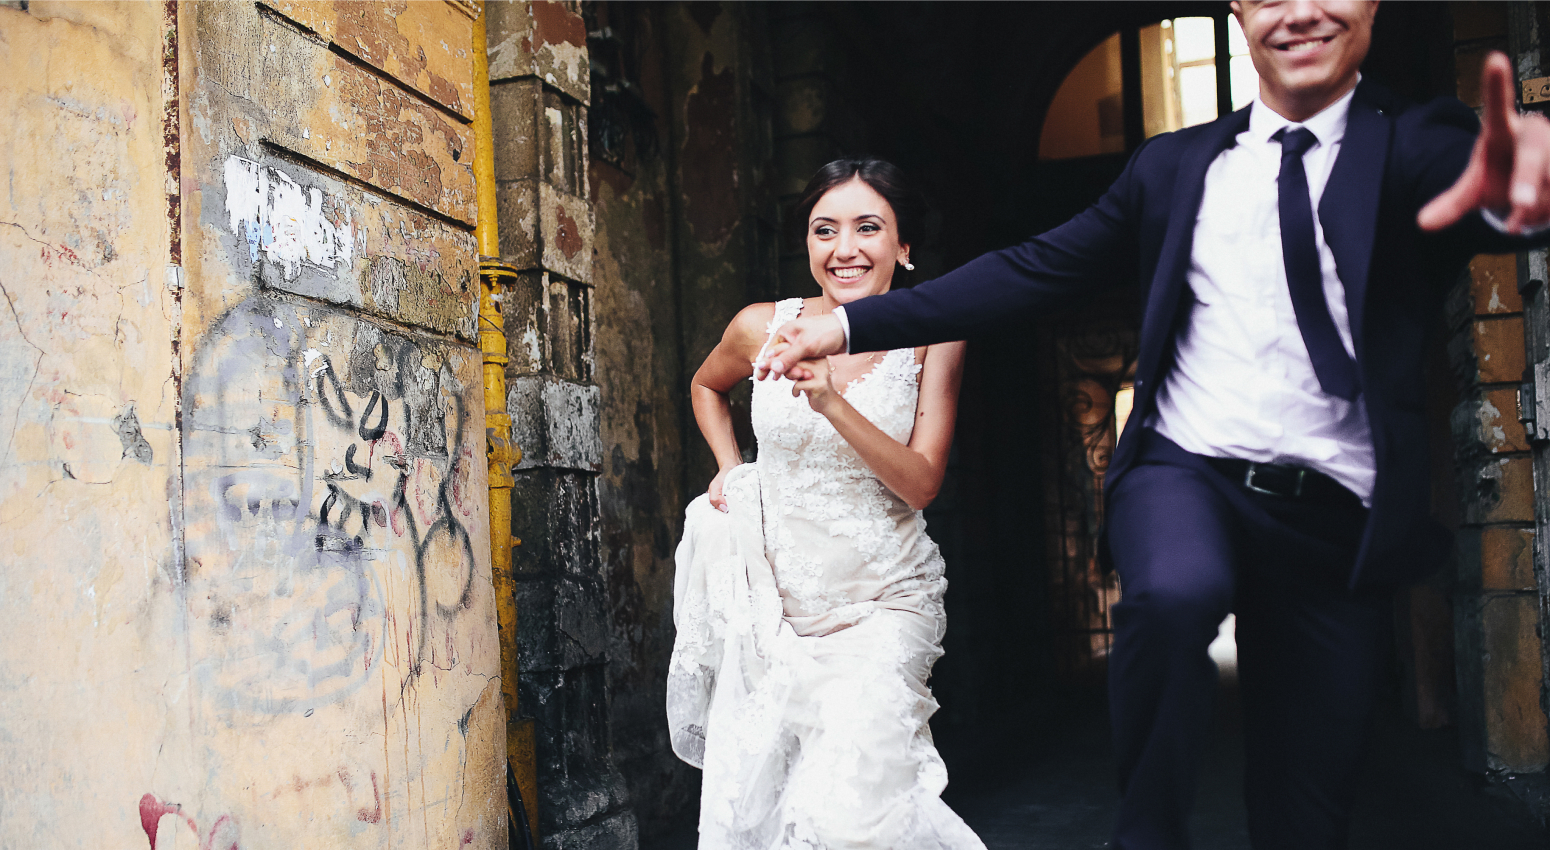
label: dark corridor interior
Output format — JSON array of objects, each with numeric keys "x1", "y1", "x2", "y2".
[{"x1": 626, "y1": 1, "x2": 1549, "y2": 845}]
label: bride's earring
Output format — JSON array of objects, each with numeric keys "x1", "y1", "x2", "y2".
[{"x1": 902, "y1": 259, "x2": 915, "y2": 271}]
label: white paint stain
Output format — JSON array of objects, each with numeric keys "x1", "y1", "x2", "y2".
[
  {"x1": 541, "y1": 41, "x2": 589, "y2": 94},
  {"x1": 303, "y1": 348, "x2": 326, "y2": 375},
  {"x1": 520, "y1": 326, "x2": 542, "y2": 364},
  {"x1": 224, "y1": 156, "x2": 354, "y2": 281},
  {"x1": 1489, "y1": 285, "x2": 1506, "y2": 312},
  {"x1": 1480, "y1": 397, "x2": 1509, "y2": 447}
]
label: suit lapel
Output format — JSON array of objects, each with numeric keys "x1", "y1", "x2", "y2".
[
  {"x1": 1318, "y1": 82, "x2": 1390, "y2": 360},
  {"x1": 1136, "y1": 106, "x2": 1253, "y2": 388}
]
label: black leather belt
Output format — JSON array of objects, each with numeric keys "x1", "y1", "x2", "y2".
[{"x1": 1202, "y1": 456, "x2": 1359, "y2": 506}]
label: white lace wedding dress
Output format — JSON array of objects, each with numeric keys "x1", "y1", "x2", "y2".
[{"x1": 669, "y1": 298, "x2": 985, "y2": 849}]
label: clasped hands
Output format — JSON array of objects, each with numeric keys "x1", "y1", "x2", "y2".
[
  {"x1": 752, "y1": 316, "x2": 847, "y2": 391},
  {"x1": 757, "y1": 53, "x2": 1550, "y2": 381}
]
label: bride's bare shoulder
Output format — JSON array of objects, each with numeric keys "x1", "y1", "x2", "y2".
[{"x1": 719, "y1": 302, "x2": 780, "y2": 354}]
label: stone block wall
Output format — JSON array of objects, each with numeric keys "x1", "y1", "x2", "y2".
[{"x1": 487, "y1": 2, "x2": 638, "y2": 847}]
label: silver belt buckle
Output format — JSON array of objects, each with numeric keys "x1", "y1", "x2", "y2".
[{"x1": 1243, "y1": 462, "x2": 1305, "y2": 498}]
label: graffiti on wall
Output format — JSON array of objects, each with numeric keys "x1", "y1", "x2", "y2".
[{"x1": 181, "y1": 294, "x2": 481, "y2": 718}]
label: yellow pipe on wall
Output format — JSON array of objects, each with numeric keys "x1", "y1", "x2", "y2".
[{"x1": 472, "y1": 5, "x2": 538, "y2": 842}]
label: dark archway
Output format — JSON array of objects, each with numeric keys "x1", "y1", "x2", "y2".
[{"x1": 780, "y1": 0, "x2": 1463, "y2": 763}]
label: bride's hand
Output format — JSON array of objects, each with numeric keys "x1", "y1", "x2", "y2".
[
  {"x1": 707, "y1": 463, "x2": 740, "y2": 513},
  {"x1": 790, "y1": 358, "x2": 840, "y2": 414}
]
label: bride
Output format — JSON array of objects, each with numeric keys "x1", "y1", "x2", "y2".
[{"x1": 669, "y1": 158, "x2": 983, "y2": 849}]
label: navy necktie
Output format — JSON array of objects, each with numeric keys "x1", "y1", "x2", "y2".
[{"x1": 1273, "y1": 126, "x2": 1360, "y2": 401}]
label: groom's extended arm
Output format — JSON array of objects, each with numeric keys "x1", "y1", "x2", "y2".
[{"x1": 841, "y1": 145, "x2": 1150, "y2": 354}]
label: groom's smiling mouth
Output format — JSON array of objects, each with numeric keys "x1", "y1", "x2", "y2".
[
  {"x1": 830, "y1": 266, "x2": 870, "y2": 280},
  {"x1": 1275, "y1": 35, "x2": 1335, "y2": 52}
]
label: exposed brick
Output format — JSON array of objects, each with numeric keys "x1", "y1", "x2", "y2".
[
  {"x1": 1454, "y1": 387, "x2": 1530, "y2": 455},
  {"x1": 1461, "y1": 454, "x2": 1535, "y2": 524},
  {"x1": 1471, "y1": 253, "x2": 1523, "y2": 315},
  {"x1": 1472, "y1": 316, "x2": 1526, "y2": 384},
  {"x1": 1482, "y1": 527, "x2": 1537, "y2": 591},
  {"x1": 1484, "y1": 387, "x2": 1530, "y2": 451},
  {"x1": 1481, "y1": 594, "x2": 1550, "y2": 772}
]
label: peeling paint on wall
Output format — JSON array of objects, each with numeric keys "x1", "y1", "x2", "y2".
[
  {"x1": 0, "y1": 2, "x2": 504, "y2": 846},
  {"x1": 224, "y1": 155, "x2": 355, "y2": 282}
]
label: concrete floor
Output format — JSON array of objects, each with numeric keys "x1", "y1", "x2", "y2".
[
  {"x1": 935, "y1": 672, "x2": 1549, "y2": 849},
  {"x1": 644, "y1": 647, "x2": 1549, "y2": 849}
]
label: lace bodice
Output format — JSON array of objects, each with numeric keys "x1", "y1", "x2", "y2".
[
  {"x1": 750, "y1": 298, "x2": 944, "y2": 631},
  {"x1": 668, "y1": 298, "x2": 981, "y2": 849}
]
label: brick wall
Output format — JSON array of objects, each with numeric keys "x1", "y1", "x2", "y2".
[{"x1": 1448, "y1": 0, "x2": 1549, "y2": 775}]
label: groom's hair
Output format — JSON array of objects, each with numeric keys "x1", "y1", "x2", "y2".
[{"x1": 794, "y1": 157, "x2": 926, "y2": 248}]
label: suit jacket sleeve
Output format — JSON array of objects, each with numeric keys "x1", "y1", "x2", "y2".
[
  {"x1": 843, "y1": 141, "x2": 1152, "y2": 353},
  {"x1": 1408, "y1": 96, "x2": 1550, "y2": 265}
]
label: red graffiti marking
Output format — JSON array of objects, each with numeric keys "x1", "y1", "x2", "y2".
[
  {"x1": 139, "y1": 794, "x2": 194, "y2": 849},
  {"x1": 205, "y1": 815, "x2": 240, "y2": 850},
  {"x1": 462, "y1": 828, "x2": 475, "y2": 845},
  {"x1": 138, "y1": 793, "x2": 239, "y2": 850},
  {"x1": 357, "y1": 771, "x2": 382, "y2": 824},
  {"x1": 335, "y1": 767, "x2": 381, "y2": 822}
]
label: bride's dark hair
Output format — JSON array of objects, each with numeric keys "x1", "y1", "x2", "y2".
[{"x1": 794, "y1": 157, "x2": 926, "y2": 247}]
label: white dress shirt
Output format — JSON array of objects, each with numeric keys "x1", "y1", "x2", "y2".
[
  {"x1": 1151, "y1": 87, "x2": 1375, "y2": 503},
  {"x1": 834, "y1": 87, "x2": 1382, "y2": 502}
]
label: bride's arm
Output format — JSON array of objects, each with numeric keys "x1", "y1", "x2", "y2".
[
  {"x1": 690, "y1": 303, "x2": 772, "y2": 510},
  {"x1": 790, "y1": 340, "x2": 966, "y2": 511}
]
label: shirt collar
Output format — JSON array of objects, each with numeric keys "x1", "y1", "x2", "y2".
[{"x1": 1247, "y1": 76, "x2": 1359, "y2": 149}]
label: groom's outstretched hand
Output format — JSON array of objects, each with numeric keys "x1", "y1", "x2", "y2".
[
  {"x1": 754, "y1": 314, "x2": 847, "y2": 382},
  {"x1": 1420, "y1": 51, "x2": 1550, "y2": 234}
]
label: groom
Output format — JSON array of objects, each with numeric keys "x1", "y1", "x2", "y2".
[{"x1": 758, "y1": 2, "x2": 1550, "y2": 848}]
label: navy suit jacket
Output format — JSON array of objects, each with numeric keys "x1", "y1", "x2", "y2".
[{"x1": 845, "y1": 79, "x2": 1538, "y2": 589}]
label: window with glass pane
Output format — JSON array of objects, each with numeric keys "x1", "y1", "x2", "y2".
[
  {"x1": 1041, "y1": 16, "x2": 1261, "y2": 160},
  {"x1": 1140, "y1": 16, "x2": 1260, "y2": 140}
]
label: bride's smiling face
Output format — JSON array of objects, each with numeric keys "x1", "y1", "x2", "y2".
[{"x1": 807, "y1": 177, "x2": 910, "y2": 305}]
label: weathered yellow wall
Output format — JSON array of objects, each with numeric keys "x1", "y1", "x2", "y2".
[{"x1": 0, "y1": 2, "x2": 507, "y2": 846}]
